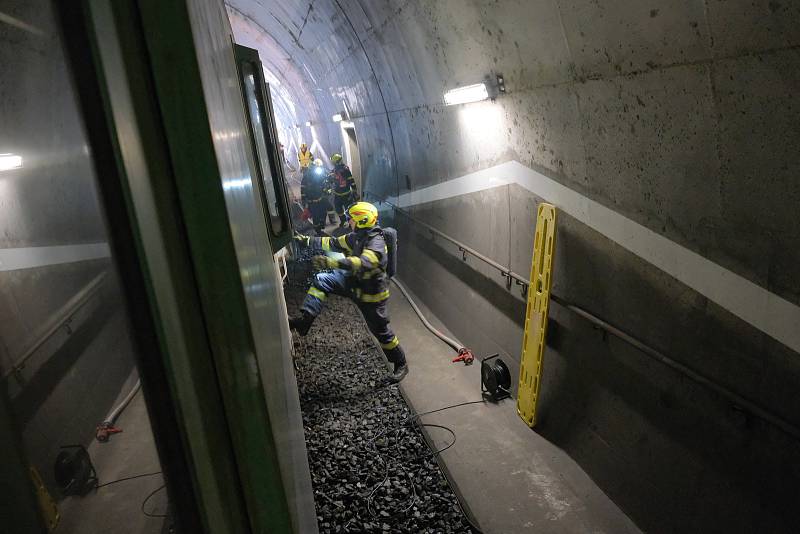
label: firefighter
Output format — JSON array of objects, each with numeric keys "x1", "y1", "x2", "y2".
[
  {"x1": 328, "y1": 153, "x2": 359, "y2": 226},
  {"x1": 301, "y1": 158, "x2": 329, "y2": 235},
  {"x1": 289, "y1": 202, "x2": 409, "y2": 383},
  {"x1": 298, "y1": 142, "x2": 313, "y2": 169}
]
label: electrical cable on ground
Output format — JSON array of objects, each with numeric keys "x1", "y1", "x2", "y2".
[
  {"x1": 95, "y1": 471, "x2": 162, "y2": 489},
  {"x1": 141, "y1": 484, "x2": 168, "y2": 518},
  {"x1": 364, "y1": 399, "x2": 488, "y2": 533}
]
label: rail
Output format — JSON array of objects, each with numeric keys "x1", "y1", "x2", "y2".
[{"x1": 365, "y1": 192, "x2": 800, "y2": 441}]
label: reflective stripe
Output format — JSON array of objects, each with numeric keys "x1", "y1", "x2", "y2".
[
  {"x1": 360, "y1": 290, "x2": 390, "y2": 303},
  {"x1": 362, "y1": 249, "x2": 379, "y2": 265},
  {"x1": 348, "y1": 256, "x2": 362, "y2": 271},
  {"x1": 337, "y1": 235, "x2": 352, "y2": 253},
  {"x1": 334, "y1": 189, "x2": 352, "y2": 196},
  {"x1": 308, "y1": 287, "x2": 327, "y2": 300},
  {"x1": 362, "y1": 268, "x2": 382, "y2": 279},
  {"x1": 321, "y1": 237, "x2": 332, "y2": 251},
  {"x1": 381, "y1": 336, "x2": 400, "y2": 350}
]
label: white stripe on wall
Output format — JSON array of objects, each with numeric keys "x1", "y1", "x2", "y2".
[
  {"x1": 0, "y1": 243, "x2": 111, "y2": 272},
  {"x1": 388, "y1": 160, "x2": 800, "y2": 355}
]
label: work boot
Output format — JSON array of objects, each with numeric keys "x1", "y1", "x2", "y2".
[
  {"x1": 288, "y1": 310, "x2": 314, "y2": 336},
  {"x1": 388, "y1": 361, "x2": 409, "y2": 383},
  {"x1": 383, "y1": 345, "x2": 409, "y2": 383}
]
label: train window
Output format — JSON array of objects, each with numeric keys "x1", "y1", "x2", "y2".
[{"x1": 235, "y1": 44, "x2": 293, "y2": 250}]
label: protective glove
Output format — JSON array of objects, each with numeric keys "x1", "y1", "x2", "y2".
[
  {"x1": 312, "y1": 255, "x2": 338, "y2": 270},
  {"x1": 294, "y1": 233, "x2": 310, "y2": 247}
]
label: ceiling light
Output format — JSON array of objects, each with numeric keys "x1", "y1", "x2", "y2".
[
  {"x1": 443, "y1": 83, "x2": 489, "y2": 106},
  {"x1": 304, "y1": 120, "x2": 312, "y2": 127},
  {"x1": 332, "y1": 113, "x2": 344, "y2": 123},
  {"x1": 0, "y1": 153, "x2": 22, "y2": 171}
]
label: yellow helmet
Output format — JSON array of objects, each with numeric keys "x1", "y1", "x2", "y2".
[
  {"x1": 331, "y1": 153, "x2": 343, "y2": 164},
  {"x1": 347, "y1": 201, "x2": 378, "y2": 229},
  {"x1": 300, "y1": 143, "x2": 307, "y2": 151}
]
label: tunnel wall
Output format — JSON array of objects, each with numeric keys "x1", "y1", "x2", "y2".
[
  {"x1": 0, "y1": 0, "x2": 137, "y2": 492},
  {"x1": 375, "y1": 3, "x2": 800, "y2": 531},
  {"x1": 228, "y1": 0, "x2": 800, "y2": 531}
]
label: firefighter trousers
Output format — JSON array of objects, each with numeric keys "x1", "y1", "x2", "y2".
[
  {"x1": 333, "y1": 192, "x2": 355, "y2": 224},
  {"x1": 301, "y1": 270, "x2": 405, "y2": 365},
  {"x1": 307, "y1": 199, "x2": 328, "y2": 234}
]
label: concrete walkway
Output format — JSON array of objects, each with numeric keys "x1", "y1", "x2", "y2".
[
  {"x1": 389, "y1": 280, "x2": 640, "y2": 534},
  {"x1": 55, "y1": 373, "x2": 166, "y2": 534}
]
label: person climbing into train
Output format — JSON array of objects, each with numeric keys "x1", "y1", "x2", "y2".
[
  {"x1": 289, "y1": 201, "x2": 409, "y2": 383},
  {"x1": 301, "y1": 158, "x2": 330, "y2": 235},
  {"x1": 328, "y1": 153, "x2": 359, "y2": 226},
  {"x1": 298, "y1": 142, "x2": 313, "y2": 169}
]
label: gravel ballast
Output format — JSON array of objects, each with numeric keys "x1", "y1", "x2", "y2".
[{"x1": 285, "y1": 256, "x2": 475, "y2": 533}]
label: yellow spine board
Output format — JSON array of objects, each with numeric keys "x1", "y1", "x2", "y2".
[
  {"x1": 517, "y1": 203, "x2": 557, "y2": 427},
  {"x1": 29, "y1": 466, "x2": 60, "y2": 532}
]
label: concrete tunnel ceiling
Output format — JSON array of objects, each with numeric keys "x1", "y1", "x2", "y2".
[
  {"x1": 225, "y1": 0, "x2": 800, "y2": 345},
  {"x1": 225, "y1": 0, "x2": 518, "y2": 198}
]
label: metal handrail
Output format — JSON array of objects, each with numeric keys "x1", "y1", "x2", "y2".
[
  {"x1": 366, "y1": 192, "x2": 800, "y2": 440},
  {"x1": 371, "y1": 196, "x2": 530, "y2": 292},
  {"x1": 4, "y1": 271, "x2": 109, "y2": 384}
]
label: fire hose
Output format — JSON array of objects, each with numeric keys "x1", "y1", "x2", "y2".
[{"x1": 390, "y1": 278, "x2": 474, "y2": 365}]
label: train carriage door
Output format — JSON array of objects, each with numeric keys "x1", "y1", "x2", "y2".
[{"x1": 234, "y1": 44, "x2": 294, "y2": 252}]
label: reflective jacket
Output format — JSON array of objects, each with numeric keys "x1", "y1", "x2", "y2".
[
  {"x1": 298, "y1": 149, "x2": 313, "y2": 168},
  {"x1": 329, "y1": 163, "x2": 357, "y2": 197},
  {"x1": 311, "y1": 226, "x2": 389, "y2": 303}
]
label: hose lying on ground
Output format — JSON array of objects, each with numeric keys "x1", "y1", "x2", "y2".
[
  {"x1": 391, "y1": 278, "x2": 470, "y2": 357},
  {"x1": 104, "y1": 379, "x2": 141, "y2": 426}
]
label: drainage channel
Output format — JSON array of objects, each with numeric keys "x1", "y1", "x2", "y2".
[{"x1": 285, "y1": 256, "x2": 477, "y2": 533}]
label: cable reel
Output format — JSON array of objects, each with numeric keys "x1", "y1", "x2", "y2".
[
  {"x1": 54, "y1": 445, "x2": 97, "y2": 496},
  {"x1": 480, "y1": 353, "x2": 511, "y2": 401}
]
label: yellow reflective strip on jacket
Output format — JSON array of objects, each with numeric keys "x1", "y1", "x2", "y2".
[
  {"x1": 362, "y1": 249, "x2": 379, "y2": 266},
  {"x1": 348, "y1": 256, "x2": 362, "y2": 271},
  {"x1": 381, "y1": 336, "x2": 400, "y2": 350},
  {"x1": 321, "y1": 237, "x2": 332, "y2": 251},
  {"x1": 362, "y1": 268, "x2": 382, "y2": 279},
  {"x1": 334, "y1": 189, "x2": 352, "y2": 196},
  {"x1": 360, "y1": 290, "x2": 390, "y2": 303},
  {"x1": 337, "y1": 235, "x2": 352, "y2": 253},
  {"x1": 307, "y1": 287, "x2": 327, "y2": 300}
]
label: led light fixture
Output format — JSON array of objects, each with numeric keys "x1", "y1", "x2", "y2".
[
  {"x1": 0, "y1": 153, "x2": 23, "y2": 171},
  {"x1": 332, "y1": 113, "x2": 343, "y2": 123},
  {"x1": 443, "y1": 83, "x2": 489, "y2": 106},
  {"x1": 304, "y1": 120, "x2": 312, "y2": 127}
]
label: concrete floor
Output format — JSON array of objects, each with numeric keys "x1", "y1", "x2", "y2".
[
  {"x1": 388, "y1": 279, "x2": 640, "y2": 534},
  {"x1": 55, "y1": 372, "x2": 167, "y2": 534}
]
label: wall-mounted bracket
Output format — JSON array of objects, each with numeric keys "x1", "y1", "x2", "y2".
[
  {"x1": 501, "y1": 271, "x2": 513, "y2": 290},
  {"x1": 516, "y1": 279, "x2": 529, "y2": 297}
]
